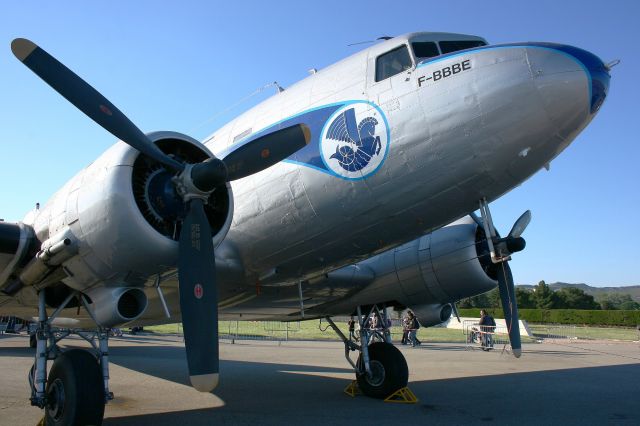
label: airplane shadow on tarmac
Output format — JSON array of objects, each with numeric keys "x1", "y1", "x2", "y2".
[{"x1": 102, "y1": 343, "x2": 640, "y2": 426}]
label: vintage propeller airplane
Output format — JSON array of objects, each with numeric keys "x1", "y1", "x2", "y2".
[{"x1": 0, "y1": 31, "x2": 610, "y2": 425}]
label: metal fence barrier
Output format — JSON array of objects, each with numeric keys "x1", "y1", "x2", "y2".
[
  {"x1": 531, "y1": 324, "x2": 579, "y2": 340},
  {"x1": 212, "y1": 317, "x2": 408, "y2": 343},
  {"x1": 217, "y1": 321, "x2": 304, "y2": 342},
  {"x1": 463, "y1": 320, "x2": 511, "y2": 351}
]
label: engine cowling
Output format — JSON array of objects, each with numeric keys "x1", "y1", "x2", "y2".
[
  {"x1": 333, "y1": 217, "x2": 497, "y2": 316},
  {"x1": 29, "y1": 131, "x2": 233, "y2": 293},
  {"x1": 0, "y1": 222, "x2": 39, "y2": 294},
  {"x1": 400, "y1": 216, "x2": 497, "y2": 303}
]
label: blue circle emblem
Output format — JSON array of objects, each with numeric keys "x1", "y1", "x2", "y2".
[{"x1": 320, "y1": 102, "x2": 390, "y2": 180}]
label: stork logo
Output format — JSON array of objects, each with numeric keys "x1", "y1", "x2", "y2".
[
  {"x1": 320, "y1": 102, "x2": 389, "y2": 180},
  {"x1": 194, "y1": 284, "x2": 204, "y2": 299}
]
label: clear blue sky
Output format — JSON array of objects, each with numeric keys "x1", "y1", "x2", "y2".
[{"x1": 1, "y1": 1, "x2": 638, "y2": 287}]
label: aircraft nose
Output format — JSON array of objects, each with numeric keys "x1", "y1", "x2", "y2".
[
  {"x1": 521, "y1": 43, "x2": 611, "y2": 144},
  {"x1": 528, "y1": 44, "x2": 610, "y2": 115},
  {"x1": 494, "y1": 44, "x2": 611, "y2": 185},
  {"x1": 556, "y1": 45, "x2": 610, "y2": 114}
]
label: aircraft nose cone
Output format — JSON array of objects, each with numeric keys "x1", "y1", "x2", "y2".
[
  {"x1": 557, "y1": 45, "x2": 610, "y2": 114},
  {"x1": 524, "y1": 43, "x2": 611, "y2": 140}
]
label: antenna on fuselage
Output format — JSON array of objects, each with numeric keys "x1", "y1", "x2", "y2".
[
  {"x1": 189, "y1": 81, "x2": 285, "y2": 134},
  {"x1": 347, "y1": 36, "x2": 394, "y2": 47}
]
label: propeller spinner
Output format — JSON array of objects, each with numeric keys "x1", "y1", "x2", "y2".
[{"x1": 12, "y1": 38, "x2": 310, "y2": 391}]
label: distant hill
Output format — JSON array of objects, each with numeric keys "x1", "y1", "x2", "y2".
[{"x1": 517, "y1": 282, "x2": 640, "y2": 302}]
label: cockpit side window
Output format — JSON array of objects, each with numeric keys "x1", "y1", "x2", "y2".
[
  {"x1": 439, "y1": 40, "x2": 486, "y2": 54},
  {"x1": 375, "y1": 45, "x2": 412, "y2": 82},
  {"x1": 411, "y1": 41, "x2": 440, "y2": 61}
]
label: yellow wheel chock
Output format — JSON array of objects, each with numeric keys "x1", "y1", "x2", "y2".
[
  {"x1": 344, "y1": 381, "x2": 418, "y2": 403},
  {"x1": 343, "y1": 380, "x2": 361, "y2": 397},
  {"x1": 383, "y1": 386, "x2": 419, "y2": 404}
]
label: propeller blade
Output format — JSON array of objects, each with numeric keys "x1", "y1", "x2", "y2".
[
  {"x1": 11, "y1": 38, "x2": 183, "y2": 172},
  {"x1": 178, "y1": 198, "x2": 219, "y2": 392},
  {"x1": 508, "y1": 210, "x2": 531, "y2": 239},
  {"x1": 223, "y1": 124, "x2": 311, "y2": 181},
  {"x1": 496, "y1": 261, "x2": 521, "y2": 357}
]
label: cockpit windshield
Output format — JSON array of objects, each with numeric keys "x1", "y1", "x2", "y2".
[
  {"x1": 439, "y1": 40, "x2": 486, "y2": 54},
  {"x1": 411, "y1": 41, "x2": 439, "y2": 60},
  {"x1": 411, "y1": 37, "x2": 487, "y2": 63}
]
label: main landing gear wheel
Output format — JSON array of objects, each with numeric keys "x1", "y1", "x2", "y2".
[
  {"x1": 356, "y1": 342, "x2": 408, "y2": 399},
  {"x1": 45, "y1": 349, "x2": 105, "y2": 426}
]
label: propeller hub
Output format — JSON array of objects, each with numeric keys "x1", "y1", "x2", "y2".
[
  {"x1": 492, "y1": 236, "x2": 527, "y2": 259},
  {"x1": 191, "y1": 158, "x2": 228, "y2": 192},
  {"x1": 173, "y1": 159, "x2": 226, "y2": 203},
  {"x1": 506, "y1": 236, "x2": 526, "y2": 254}
]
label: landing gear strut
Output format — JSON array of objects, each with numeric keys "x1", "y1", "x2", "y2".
[
  {"x1": 325, "y1": 305, "x2": 408, "y2": 399},
  {"x1": 30, "y1": 290, "x2": 112, "y2": 425}
]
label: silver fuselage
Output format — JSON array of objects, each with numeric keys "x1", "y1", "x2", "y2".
[{"x1": 2, "y1": 32, "x2": 609, "y2": 325}]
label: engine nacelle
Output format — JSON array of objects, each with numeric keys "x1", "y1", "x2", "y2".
[
  {"x1": 403, "y1": 216, "x2": 497, "y2": 302},
  {"x1": 411, "y1": 303, "x2": 453, "y2": 327},
  {"x1": 0, "y1": 222, "x2": 39, "y2": 294},
  {"x1": 85, "y1": 287, "x2": 148, "y2": 327},
  {"x1": 28, "y1": 131, "x2": 234, "y2": 292},
  {"x1": 339, "y1": 217, "x2": 497, "y2": 310}
]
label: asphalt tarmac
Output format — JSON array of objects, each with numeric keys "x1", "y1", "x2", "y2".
[{"x1": 1, "y1": 333, "x2": 638, "y2": 425}]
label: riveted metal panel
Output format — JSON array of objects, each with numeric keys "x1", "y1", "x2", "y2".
[
  {"x1": 393, "y1": 239, "x2": 423, "y2": 297},
  {"x1": 65, "y1": 190, "x2": 79, "y2": 226},
  {"x1": 417, "y1": 234, "x2": 450, "y2": 301}
]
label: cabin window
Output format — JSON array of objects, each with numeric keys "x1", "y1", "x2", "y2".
[
  {"x1": 411, "y1": 42, "x2": 440, "y2": 60},
  {"x1": 438, "y1": 40, "x2": 486, "y2": 54},
  {"x1": 375, "y1": 45, "x2": 412, "y2": 82}
]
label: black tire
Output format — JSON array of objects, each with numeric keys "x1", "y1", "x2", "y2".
[
  {"x1": 356, "y1": 342, "x2": 409, "y2": 399},
  {"x1": 45, "y1": 349, "x2": 105, "y2": 426},
  {"x1": 29, "y1": 333, "x2": 37, "y2": 348}
]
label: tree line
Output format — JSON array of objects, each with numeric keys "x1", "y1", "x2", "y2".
[{"x1": 458, "y1": 280, "x2": 640, "y2": 310}]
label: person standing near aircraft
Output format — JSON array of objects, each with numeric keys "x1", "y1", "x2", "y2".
[
  {"x1": 407, "y1": 311, "x2": 421, "y2": 347},
  {"x1": 370, "y1": 313, "x2": 379, "y2": 330},
  {"x1": 478, "y1": 309, "x2": 496, "y2": 350},
  {"x1": 347, "y1": 316, "x2": 356, "y2": 341},
  {"x1": 401, "y1": 313, "x2": 410, "y2": 345}
]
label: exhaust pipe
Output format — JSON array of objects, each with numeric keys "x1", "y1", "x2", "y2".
[{"x1": 86, "y1": 287, "x2": 148, "y2": 328}]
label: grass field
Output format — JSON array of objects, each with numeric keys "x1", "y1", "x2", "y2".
[{"x1": 146, "y1": 319, "x2": 640, "y2": 343}]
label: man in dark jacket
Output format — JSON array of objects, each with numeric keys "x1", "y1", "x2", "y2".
[
  {"x1": 407, "y1": 311, "x2": 421, "y2": 347},
  {"x1": 478, "y1": 310, "x2": 496, "y2": 350}
]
